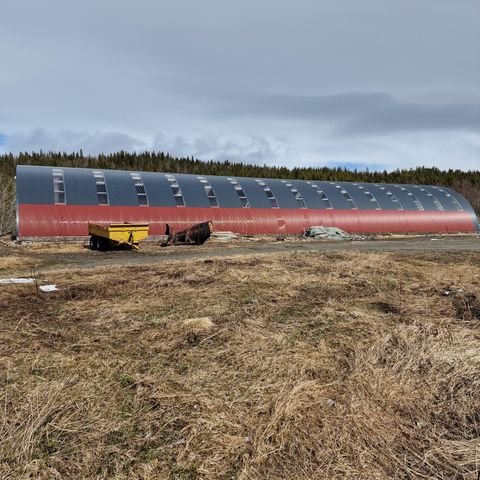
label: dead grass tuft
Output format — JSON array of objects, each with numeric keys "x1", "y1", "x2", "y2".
[
  {"x1": 0, "y1": 249, "x2": 479, "y2": 479},
  {"x1": 453, "y1": 291, "x2": 480, "y2": 322},
  {"x1": 182, "y1": 317, "x2": 215, "y2": 332}
]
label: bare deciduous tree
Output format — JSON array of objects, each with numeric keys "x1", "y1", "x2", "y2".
[
  {"x1": 0, "y1": 172, "x2": 16, "y2": 236},
  {"x1": 453, "y1": 179, "x2": 480, "y2": 216}
]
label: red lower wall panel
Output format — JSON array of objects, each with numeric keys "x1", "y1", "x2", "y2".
[{"x1": 17, "y1": 204, "x2": 477, "y2": 237}]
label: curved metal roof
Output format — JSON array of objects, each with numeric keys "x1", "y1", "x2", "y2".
[
  {"x1": 15, "y1": 165, "x2": 479, "y2": 237},
  {"x1": 16, "y1": 165, "x2": 477, "y2": 216}
]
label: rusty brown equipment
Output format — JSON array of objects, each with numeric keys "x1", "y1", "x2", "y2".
[{"x1": 161, "y1": 221, "x2": 213, "y2": 247}]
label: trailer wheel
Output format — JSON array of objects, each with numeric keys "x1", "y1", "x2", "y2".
[
  {"x1": 89, "y1": 236, "x2": 98, "y2": 250},
  {"x1": 97, "y1": 237, "x2": 109, "y2": 251}
]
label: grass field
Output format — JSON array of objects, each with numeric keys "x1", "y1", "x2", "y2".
[{"x1": 0, "y1": 246, "x2": 479, "y2": 479}]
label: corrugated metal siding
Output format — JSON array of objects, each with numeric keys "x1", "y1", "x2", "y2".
[
  {"x1": 64, "y1": 167, "x2": 99, "y2": 205},
  {"x1": 204, "y1": 175, "x2": 242, "y2": 208},
  {"x1": 364, "y1": 184, "x2": 401, "y2": 210},
  {"x1": 16, "y1": 165, "x2": 55, "y2": 204},
  {"x1": 238, "y1": 178, "x2": 272, "y2": 209},
  {"x1": 102, "y1": 170, "x2": 138, "y2": 206},
  {"x1": 408, "y1": 185, "x2": 438, "y2": 211},
  {"x1": 15, "y1": 165, "x2": 479, "y2": 237},
  {"x1": 263, "y1": 179, "x2": 297, "y2": 209},
  {"x1": 389, "y1": 185, "x2": 423, "y2": 210},
  {"x1": 174, "y1": 174, "x2": 210, "y2": 208},
  {"x1": 443, "y1": 186, "x2": 472, "y2": 212},
  {"x1": 322, "y1": 183, "x2": 355, "y2": 210},
  {"x1": 140, "y1": 172, "x2": 176, "y2": 207},
  {"x1": 17, "y1": 204, "x2": 478, "y2": 237},
  {"x1": 425, "y1": 186, "x2": 456, "y2": 212},
  {"x1": 334, "y1": 182, "x2": 367, "y2": 210},
  {"x1": 290, "y1": 180, "x2": 328, "y2": 210}
]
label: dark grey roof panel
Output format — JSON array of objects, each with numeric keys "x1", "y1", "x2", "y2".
[
  {"x1": 424, "y1": 186, "x2": 457, "y2": 212},
  {"x1": 14, "y1": 166, "x2": 477, "y2": 232},
  {"x1": 335, "y1": 183, "x2": 370, "y2": 210},
  {"x1": 364, "y1": 183, "x2": 402, "y2": 210},
  {"x1": 16, "y1": 165, "x2": 54, "y2": 204},
  {"x1": 389, "y1": 185, "x2": 423, "y2": 210},
  {"x1": 103, "y1": 170, "x2": 138, "y2": 206},
  {"x1": 289, "y1": 180, "x2": 327, "y2": 209},
  {"x1": 175, "y1": 174, "x2": 210, "y2": 208},
  {"x1": 439, "y1": 186, "x2": 474, "y2": 213},
  {"x1": 321, "y1": 183, "x2": 354, "y2": 209},
  {"x1": 64, "y1": 168, "x2": 98, "y2": 206},
  {"x1": 140, "y1": 172, "x2": 176, "y2": 207},
  {"x1": 239, "y1": 178, "x2": 272, "y2": 208},
  {"x1": 408, "y1": 185, "x2": 439, "y2": 211},
  {"x1": 264, "y1": 179, "x2": 299, "y2": 209},
  {"x1": 204, "y1": 175, "x2": 242, "y2": 208}
]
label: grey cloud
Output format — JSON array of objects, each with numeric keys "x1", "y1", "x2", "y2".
[
  {"x1": 4, "y1": 129, "x2": 146, "y2": 155},
  {"x1": 2, "y1": 128, "x2": 293, "y2": 166},
  {"x1": 153, "y1": 133, "x2": 293, "y2": 165},
  {"x1": 0, "y1": 0, "x2": 479, "y2": 170},
  {"x1": 340, "y1": 98, "x2": 480, "y2": 136},
  {"x1": 2, "y1": 127, "x2": 479, "y2": 172},
  {"x1": 216, "y1": 91, "x2": 480, "y2": 136}
]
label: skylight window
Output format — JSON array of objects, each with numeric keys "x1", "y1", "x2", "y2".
[
  {"x1": 432, "y1": 187, "x2": 463, "y2": 211},
  {"x1": 93, "y1": 170, "x2": 108, "y2": 205},
  {"x1": 52, "y1": 168, "x2": 65, "y2": 205},
  {"x1": 255, "y1": 179, "x2": 278, "y2": 208},
  {"x1": 383, "y1": 187, "x2": 403, "y2": 210},
  {"x1": 165, "y1": 174, "x2": 185, "y2": 206},
  {"x1": 197, "y1": 176, "x2": 219, "y2": 207},
  {"x1": 282, "y1": 180, "x2": 307, "y2": 208},
  {"x1": 403, "y1": 187, "x2": 424, "y2": 211},
  {"x1": 130, "y1": 173, "x2": 148, "y2": 206},
  {"x1": 417, "y1": 187, "x2": 444, "y2": 211},
  {"x1": 227, "y1": 177, "x2": 249, "y2": 207},
  {"x1": 306, "y1": 181, "x2": 332, "y2": 209},
  {"x1": 363, "y1": 190, "x2": 381, "y2": 209}
]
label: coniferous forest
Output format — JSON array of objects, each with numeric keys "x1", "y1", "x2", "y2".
[{"x1": 0, "y1": 151, "x2": 479, "y2": 235}]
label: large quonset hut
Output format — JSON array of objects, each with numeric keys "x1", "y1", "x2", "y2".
[{"x1": 16, "y1": 165, "x2": 479, "y2": 238}]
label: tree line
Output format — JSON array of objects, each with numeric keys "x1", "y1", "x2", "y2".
[{"x1": 1, "y1": 151, "x2": 479, "y2": 235}]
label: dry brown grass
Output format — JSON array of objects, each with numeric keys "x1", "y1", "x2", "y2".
[{"x1": 0, "y1": 249, "x2": 479, "y2": 479}]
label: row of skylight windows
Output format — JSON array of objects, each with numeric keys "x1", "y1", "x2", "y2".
[
  {"x1": 130, "y1": 173, "x2": 148, "y2": 206},
  {"x1": 306, "y1": 181, "x2": 333, "y2": 209},
  {"x1": 431, "y1": 187, "x2": 463, "y2": 211},
  {"x1": 227, "y1": 177, "x2": 250, "y2": 207},
  {"x1": 332, "y1": 183, "x2": 358, "y2": 209},
  {"x1": 394, "y1": 185, "x2": 424, "y2": 211},
  {"x1": 165, "y1": 174, "x2": 185, "y2": 206},
  {"x1": 352, "y1": 185, "x2": 382, "y2": 210},
  {"x1": 197, "y1": 176, "x2": 219, "y2": 207},
  {"x1": 255, "y1": 179, "x2": 279, "y2": 208},
  {"x1": 376, "y1": 185, "x2": 403, "y2": 210},
  {"x1": 51, "y1": 170, "x2": 462, "y2": 212},
  {"x1": 416, "y1": 186, "x2": 444, "y2": 211},
  {"x1": 281, "y1": 180, "x2": 307, "y2": 208}
]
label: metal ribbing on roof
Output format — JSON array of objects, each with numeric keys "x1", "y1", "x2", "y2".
[{"x1": 15, "y1": 165, "x2": 479, "y2": 237}]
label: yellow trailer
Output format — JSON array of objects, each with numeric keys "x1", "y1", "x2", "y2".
[{"x1": 88, "y1": 223, "x2": 149, "y2": 250}]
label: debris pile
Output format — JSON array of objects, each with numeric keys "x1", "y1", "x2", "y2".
[
  {"x1": 0, "y1": 277, "x2": 59, "y2": 292},
  {"x1": 210, "y1": 231, "x2": 239, "y2": 242},
  {"x1": 303, "y1": 226, "x2": 364, "y2": 240},
  {"x1": 0, "y1": 278, "x2": 36, "y2": 285}
]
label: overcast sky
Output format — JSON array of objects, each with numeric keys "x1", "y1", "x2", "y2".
[{"x1": 1, "y1": 0, "x2": 479, "y2": 171}]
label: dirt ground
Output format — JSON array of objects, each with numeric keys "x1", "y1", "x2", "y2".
[
  {"x1": 1, "y1": 234, "x2": 479, "y2": 276},
  {"x1": 0, "y1": 238, "x2": 480, "y2": 479}
]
